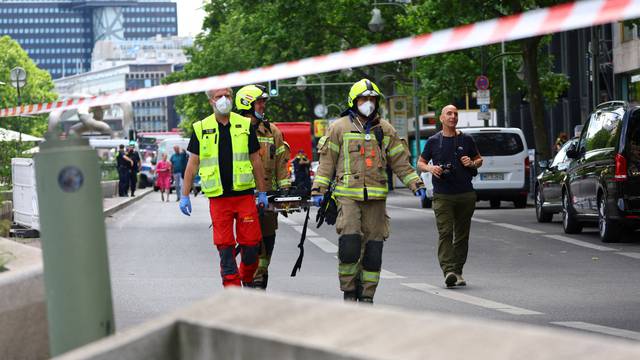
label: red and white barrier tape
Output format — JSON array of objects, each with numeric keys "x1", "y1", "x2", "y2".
[{"x1": 1, "y1": 0, "x2": 638, "y2": 118}]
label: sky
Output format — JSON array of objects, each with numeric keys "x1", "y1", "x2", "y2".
[{"x1": 175, "y1": 0, "x2": 207, "y2": 37}]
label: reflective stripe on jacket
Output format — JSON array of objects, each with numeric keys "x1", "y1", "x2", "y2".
[
  {"x1": 256, "y1": 121, "x2": 291, "y2": 190},
  {"x1": 193, "y1": 112, "x2": 255, "y2": 197},
  {"x1": 312, "y1": 115, "x2": 423, "y2": 201}
]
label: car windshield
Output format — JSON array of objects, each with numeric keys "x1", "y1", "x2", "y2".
[{"x1": 470, "y1": 132, "x2": 524, "y2": 156}]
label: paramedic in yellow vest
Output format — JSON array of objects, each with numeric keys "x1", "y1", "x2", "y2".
[
  {"x1": 235, "y1": 84, "x2": 291, "y2": 289},
  {"x1": 180, "y1": 87, "x2": 268, "y2": 288},
  {"x1": 311, "y1": 79, "x2": 426, "y2": 303}
]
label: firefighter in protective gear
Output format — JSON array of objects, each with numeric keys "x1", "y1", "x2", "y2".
[
  {"x1": 312, "y1": 79, "x2": 425, "y2": 303},
  {"x1": 235, "y1": 84, "x2": 291, "y2": 289},
  {"x1": 180, "y1": 87, "x2": 268, "y2": 288}
]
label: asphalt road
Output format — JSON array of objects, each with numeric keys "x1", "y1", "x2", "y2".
[{"x1": 106, "y1": 190, "x2": 640, "y2": 342}]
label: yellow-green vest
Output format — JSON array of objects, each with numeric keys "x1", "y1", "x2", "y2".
[{"x1": 193, "y1": 112, "x2": 255, "y2": 197}]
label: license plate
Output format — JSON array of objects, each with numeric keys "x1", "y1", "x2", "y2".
[{"x1": 481, "y1": 173, "x2": 504, "y2": 180}]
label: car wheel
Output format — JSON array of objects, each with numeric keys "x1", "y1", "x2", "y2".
[
  {"x1": 513, "y1": 195, "x2": 527, "y2": 209},
  {"x1": 562, "y1": 191, "x2": 582, "y2": 234},
  {"x1": 490, "y1": 199, "x2": 500, "y2": 209},
  {"x1": 598, "y1": 195, "x2": 621, "y2": 243},
  {"x1": 535, "y1": 187, "x2": 553, "y2": 222},
  {"x1": 421, "y1": 197, "x2": 432, "y2": 209}
]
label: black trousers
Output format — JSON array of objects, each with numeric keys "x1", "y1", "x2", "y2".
[
  {"x1": 118, "y1": 167, "x2": 129, "y2": 196},
  {"x1": 129, "y1": 171, "x2": 138, "y2": 195}
]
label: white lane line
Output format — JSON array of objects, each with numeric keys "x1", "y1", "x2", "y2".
[
  {"x1": 402, "y1": 283, "x2": 543, "y2": 316},
  {"x1": 472, "y1": 217, "x2": 494, "y2": 223},
  {"x1": 387, "y1": 205, "x2": 434, "y2": 215},
  {"x1": 292, "y1": 226, "x2": 318, "y2": 237},
  {"x1": 616, "y1": 252, "x2": 640, "y2": 260},
  {"x1": 308, "y1": 237, "x2": 338, "y2": 253},
  {"x1": 544, "y1": 234, "x2": 618, "y2": 252},
  {"x1": 551, "y1": 322, "x2": 640, "y2": 341},
  {"x1": 380, "y1": 269, "x2": 406, "y2": 279},
  {"x1": 279, "y1": 217, "x2": 298, "y2": 226},
  {"x1": 493, "y1": 223, "x2": 545, "y2": 234}
]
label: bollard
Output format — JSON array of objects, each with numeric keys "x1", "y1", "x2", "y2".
[{"x1": 34, "y1": 137, "x2": 115, "y2": 357}]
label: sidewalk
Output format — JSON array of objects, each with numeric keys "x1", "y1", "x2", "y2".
[{"x1": 103, "y1": 188, "x2": 154, "y2": 217}]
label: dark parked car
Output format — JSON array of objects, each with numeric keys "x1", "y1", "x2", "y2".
[
  {"x1": 562, "y1": 101, "x2": 640, "y2": 242},
  {"x1": 535, "y1": 138, "x2": 578, "y2": 222}
]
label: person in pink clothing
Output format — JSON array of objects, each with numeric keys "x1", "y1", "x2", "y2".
[{"x1": 155, "y1": 153, "x2": 172, "y2": 202}]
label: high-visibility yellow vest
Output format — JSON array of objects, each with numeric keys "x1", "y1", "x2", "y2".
[{"x1": 193, "y1": 112, "x2": 255, "y2": 197}]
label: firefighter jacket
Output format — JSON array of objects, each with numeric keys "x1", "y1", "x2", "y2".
[
  {"x1": 256, "y1": 121, "x2": 291, "y2": 191},
  {"x1": 312, "y1": 114, "x2": 424, "y2": 201},
  {"x1": 193, "y1": 112, "x2": 255, "y2": 198}
]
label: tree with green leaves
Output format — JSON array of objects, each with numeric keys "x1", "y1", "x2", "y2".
[
  {"x1": 164, "y1": 0, "x2": 415, "y2": 135},
  {"x1": 401, "y1": 0, "x2": 571, "y2": 160},
  {"x1": 0, "y1": 36, "x2": 56, "y2": 187},
  {"x1": 0, "y1": 36, "x2": 57, "y2": 136}
]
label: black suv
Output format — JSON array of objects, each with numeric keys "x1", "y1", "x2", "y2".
[{"x1": 562, "y1": 101, "x2": 640, "y2": 242}]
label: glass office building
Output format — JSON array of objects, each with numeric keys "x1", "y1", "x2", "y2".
[{"x1": 0, "y1": 0, "x2": 177, "y2": 78}]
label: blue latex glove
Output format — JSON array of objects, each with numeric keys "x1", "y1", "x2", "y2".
[
  {"x1": 179, "y1": 196, "x2": 192, "y2": 216},
  {"x1": 258, "y1": 192, "x2": 268, "y2": 209},
  {"x1": 312, "y1": 194, "x2": 324, "y2": 207},
  {"x1": 415, "y1": 188, "x2": 427, "y2": 201}
]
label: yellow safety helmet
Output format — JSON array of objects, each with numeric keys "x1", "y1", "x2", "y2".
[
  {"x1": 347, "y1": 79, "x2": 382, "y2": 108},
  {"x1": 235, "y1": 84, "x2": 269, "y2": 112}
]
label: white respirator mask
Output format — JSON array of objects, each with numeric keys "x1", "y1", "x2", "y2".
[
  {"x1": 214, "y1": 96, "x2": 232, "y2": 115},
  {"x1": 357, "y1": 100, "x2": 375, "y2": 117}
]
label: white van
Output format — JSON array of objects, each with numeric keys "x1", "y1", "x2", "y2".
[{"x1": 420, "y1": 127, "x2": 530, "y2": 209}]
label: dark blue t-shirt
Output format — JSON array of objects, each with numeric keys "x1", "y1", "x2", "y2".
[{"x1": 420, "y1": 132, "x2": 479, "y2": 195}]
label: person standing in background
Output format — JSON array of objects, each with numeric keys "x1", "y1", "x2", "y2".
[
  {"x1": 155, "y1": 153, "x2": 172, "y2": 201},
  {"x1": 170, "y1": 145, "x2": 189, "y2": 202}
]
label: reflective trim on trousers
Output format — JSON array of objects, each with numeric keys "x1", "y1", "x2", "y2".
[
  {"x1": 278, "y1": 179, "x2": 291, "y2": 187},
  {"x1": 361, "y1": 270, "x2": 380, "y2": 283},
  {"x1": 338, "y1": 262, "x2": 358, "y2": 276}
]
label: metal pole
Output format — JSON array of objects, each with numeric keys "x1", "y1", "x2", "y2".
[
  {"x1": 501, "y1": 41, "x2": 509, "y2": 127},
  {"x1": 35, "y1": 137, "x2": 115, "y2": 356},
  {"x1": 590, "y1": 26, "x2": 600, "y2": 109},
  {"x1": 412, "y1": 57, "x2": 420, "y2": 164},
  {"x1": 17, "y1": 82, "x2": 22, "y2": 144}
]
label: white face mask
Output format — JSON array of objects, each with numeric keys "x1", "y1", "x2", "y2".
[
  {"x1": 358, "y1": 100, "x2": 375, "y2": 117},
  {"x1": 214, "y1": 96, "x2": 232, "y2": 115}
]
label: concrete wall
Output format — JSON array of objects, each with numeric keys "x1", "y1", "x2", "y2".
[
  {"x1": 0, "y1": 238, "x2": 48, "y2": 360},
  {"x1": 56, "y1": 289, "x2": 640, "y2": 360},
  {"x1": 613, "y1": 24, "x2": 640, "y2": 74},
  {"x1": 100, "y1": 180, "x2": 118, "y2": 199}
]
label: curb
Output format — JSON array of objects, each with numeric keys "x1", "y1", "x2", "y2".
[{"x1": 103, "y1": 188, "x2": 153, "y2": 217}]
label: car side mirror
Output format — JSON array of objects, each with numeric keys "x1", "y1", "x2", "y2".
[
  {"x1": 538, "y1": 160, "x2": 549, "y2": 170},
  {"x1": 566, "y1": 144, "x2": 579, "y2": 159}
]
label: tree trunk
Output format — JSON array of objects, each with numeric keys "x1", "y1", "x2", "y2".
[{"x1": 521, "y1": 36, "x2": 551, "y2": 160}]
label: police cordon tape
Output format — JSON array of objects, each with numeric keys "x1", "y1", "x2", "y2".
[{"x1": 1, "y1": 0, "x2": 639, "y2": 119}]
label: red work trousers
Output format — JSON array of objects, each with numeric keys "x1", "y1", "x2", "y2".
[{"x1": 209, "y1": 194, "x2": 262, "y2": 287}]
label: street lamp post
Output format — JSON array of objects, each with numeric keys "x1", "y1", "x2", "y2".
[
  {"x1": 10, "y1": 67, "x2": 27, "y2": 146},
  {"x1": 368, "y1": 1, "x2": 420, "y2": 163}
]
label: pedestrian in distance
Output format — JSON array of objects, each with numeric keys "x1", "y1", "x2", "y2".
[
  {"x1": 417, "y1": 105, "x2": 483, "y2": 288},
  {"x1": 127, "y1": 141, "x2": 141, "y2": 197},
  {"x1": 292, "y1": 149, "x2": 311, "y2": 195},
  {"x1": 235, "y1": 84, "x2": 291, "y2": 289},
  {"x1": 155, "y1": 152, "x2": 172, "y2": 202},
  {"x1": 311, "y1": 79, "x2": 426, "y2": 303},
  {"x1": 179, "y1": 87, "x2": 268, "y2": 288},
  {"x1": 116, "y1": 144, "x2": 133, "y2": 197},
  {"x1": 170, "y1": 145, "x2": 189, "y2": 202}
]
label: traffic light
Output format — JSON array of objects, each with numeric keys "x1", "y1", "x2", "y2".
[{"x1": 268, "y1": 79, "x2": 279, "y2": 97}]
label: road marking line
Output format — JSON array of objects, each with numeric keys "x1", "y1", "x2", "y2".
[
  {"x1": 493, "y1": 223, "x2": 545, "y2": 234},
  {"x1": 616, "y1": 252, "x2": 640, "y2": 260},
  {"x1": 402, "y1": 283, "x2": 543, "y2": 315},
  {"x1": 472, "y1": 217, "x2": 494, "y2": 223},
  {"x1": 544, "y1": 234, "x2": 617, "y2": 252},
  {"x1": 551, "y1": 321, "x2": 640, "y2": 341},
  {"x1": 279, "y1": 217, "x2": 298, "y2": 226},
  {"x1": 292, "y1": 226, "x2": 318, "y2": 237},
  {"x1": 308, "y1": 237, "x2": 338, "y2": 253},
  {"x1": 380, "y1": 269, "x2": 406, "y2": 279},
  {"x1": 386, "y1": 205, "x2": 434, "y2": 215}
]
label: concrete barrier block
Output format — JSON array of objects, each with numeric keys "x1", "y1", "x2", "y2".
[
  {"x1": 56, "y1": 289, "x2": 640, "y2": 360},
  {"x1": 0, "y1": 238, "x2": 48, "y2": 360}
]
